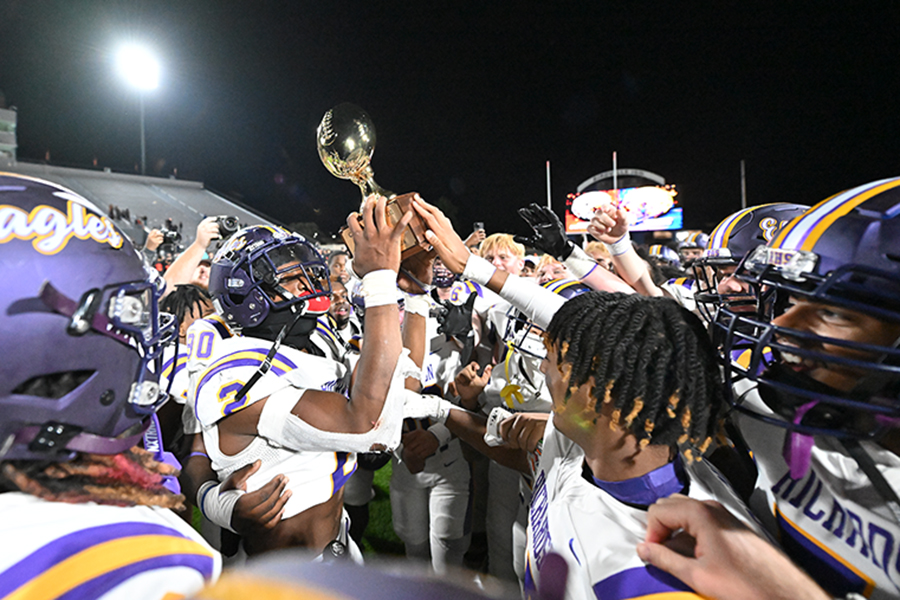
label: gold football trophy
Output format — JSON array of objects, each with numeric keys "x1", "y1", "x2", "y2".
[{"x1": 317, "y1": 103, "x2": 430, "y2": 260}]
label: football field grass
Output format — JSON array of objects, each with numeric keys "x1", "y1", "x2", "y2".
[{"x1": 359, "y1": 461, "x2": 405, "y2": 556}]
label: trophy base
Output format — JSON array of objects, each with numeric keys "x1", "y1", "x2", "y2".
[{"x1": 339, "y1": 192, "x2": 431, "y2": 261}]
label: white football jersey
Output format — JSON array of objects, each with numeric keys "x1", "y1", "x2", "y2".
[
  {"x1": 659, "y1": 277, "x2": 697, "y2": 312},
  {"x1": 735, "y1": 382, "x2": 900, "y2": 599},
  {"x1": 524, "y1": 417, "x2": 761, "y2": 600},
  {"x1": 0, "y1": 492, "x2": 220, "y2": 600},
  {"x1": 159, "y1": 343, "x2": 200, "y2": 435},
  {"x1": 187, "y1": 315, "x2": 350, "y2": 429},
  {"x1": 187, "y1": 315, "x2": 357, "y2": 521}
]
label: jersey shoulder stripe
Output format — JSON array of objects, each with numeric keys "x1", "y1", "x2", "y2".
[
  {"x1": 0, "y1": 521, "x2": 215, "y2": 600},
  {"x1": 592, "y1": 565, "x2": 701, "y2": 600},
  {"x1": 197, "y1": 348, "x2": 298, "y2": 392}
]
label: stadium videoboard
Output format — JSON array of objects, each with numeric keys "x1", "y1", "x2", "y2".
[{"x1": 565, "y1": 185, "x2": 682, "y2": 234}]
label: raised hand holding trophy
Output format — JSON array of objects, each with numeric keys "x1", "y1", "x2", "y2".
[{"x1": 317, "y1": 103, "x2": 430, "y2": 260}]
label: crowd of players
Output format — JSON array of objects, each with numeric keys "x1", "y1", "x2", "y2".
[{"x1": 1, "y1": 170, "x2": 899, "y2": 600}]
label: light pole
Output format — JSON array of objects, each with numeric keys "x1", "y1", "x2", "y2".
[{"x1": 116, "y1": 44, "x2": 159, "y2": 175}]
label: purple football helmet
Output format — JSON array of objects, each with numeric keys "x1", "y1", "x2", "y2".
[
  {"x1": 716, "y1": 178, "x2": 900, "y2": 439},
  {"x1": 677, "y1": 231, "x2": 709, "y2": 267},
  {"x1": 208, "y1": 225, "x2": 331, "y2": 329},
  {"x1": 0, "y1": 174, "x2": 176, "y2": 461},
  {"x1": 677, "y1": 231, "x2": 709, "y2": 251},
  {"x1": 647, "y1": 244, "x2": 681, "y2": 269},
  {"x1": 693, "y1": 203, "x2": 809, "y2": 322}
]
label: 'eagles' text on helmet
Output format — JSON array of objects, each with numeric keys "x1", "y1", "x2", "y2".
[
  {"x1": 0, "y1": 174, "x2": 176, "y2": 461},
  {"x1": 208, "y1": 226, "x2": 331, "y2": 329},
  {"x1": 716, "y1": 178, "x2": 900, "y2": 439}
]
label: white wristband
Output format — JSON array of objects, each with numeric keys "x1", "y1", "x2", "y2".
[
  {"x1": 604, "y1": 233, "x2": 632, "y2": 256},
  {"x1": 403, "y1": 392, "x2": 456, "y2": 424},
  {"x1": 484, "y1": 406, "x2": 514, "y2": 447},
  {"x1": 197, "y1": 480, "x2": 243, "y2": 533},
  {"x1": 403, "y1": 292, "x2": 431, "y2": 318},
  {"x1": 428, "y1": 422, "x2": 453, "y2": 447},
  {"x1": 563, "y1": 245, "x2": 599, "y2": 280},
  {"x1": 462, "y1": 254, "x2": 497, "y2": 286},
  {"x1": 361, "y1": 269, "x2": 400, "y2": 308}
]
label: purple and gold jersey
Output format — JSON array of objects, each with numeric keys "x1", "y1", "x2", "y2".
[
  {"x1": 0, "y1": 492, "x2": 219, "y2": 599},
  {"x1": 660, "y1": 277, "x2": 697, "y2": 312}
]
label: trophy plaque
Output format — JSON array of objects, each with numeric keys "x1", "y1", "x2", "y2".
[{"x1": 317, "y1": 103, "x2": 430, "y2": 260}]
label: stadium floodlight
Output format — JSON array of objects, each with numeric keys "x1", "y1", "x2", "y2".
[{"x1": 115, "y1": 44, "x2": 159, "y2": 175}]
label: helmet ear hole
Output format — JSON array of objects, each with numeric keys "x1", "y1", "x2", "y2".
[
  {"x1": 228, "y1": 293, "x2": 245, "y2": 307},
  {"x1": 12, "y1": 370, "x2": 95, "y2": 400}
]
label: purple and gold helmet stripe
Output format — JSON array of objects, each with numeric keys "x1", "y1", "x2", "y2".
[
  {"x1": 541, "y1": 279, "x2": 579, "y2": 294},
  {"x1": 772, "y1": 177, "x2": 900, "y2": 251},
  {"x1": 709, "y1": 203, "x2": 779, "y2": 251}
]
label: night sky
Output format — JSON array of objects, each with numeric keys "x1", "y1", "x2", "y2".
[{"x1": 2, "y1": 1, "x2": 899, "y2": 238}]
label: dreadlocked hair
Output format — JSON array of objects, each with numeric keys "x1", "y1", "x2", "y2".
[
  {"x1": 546, "y1": 292, "x2": 724, "y2": 461},
  {"x1": 0, "y1": 446, "x2": 184, "y2": 509},
  {"x1": 161, "y1": 284, "x2": 211, "y2": 324}
]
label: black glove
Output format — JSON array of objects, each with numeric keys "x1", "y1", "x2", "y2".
[
  {"x1": 356, "y1": 451, "x2": 392, "y2": 471},
  {"x1": 513, "y1": 203, "x2": 574, "y2": 260},
  {"x1": 436, "y1": 292, "x2": 477, "y2": 338}
]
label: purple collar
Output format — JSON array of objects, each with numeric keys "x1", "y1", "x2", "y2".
[{"x1": 590, "y1": 456, "x2": 687, "y2": 507}]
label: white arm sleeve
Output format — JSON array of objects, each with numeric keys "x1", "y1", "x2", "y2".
[
  {"x1": 460, "y1": 253, "x2": 565, "y2": 329},
  {"x1": 256, "y1": 350, "x2": 420, "y2": 453},
  {"x1": 562, "y1": 244, "x2": 601, "y2": 279},
  {"x1": 498, "y1": 273, "x2": 565, "y2": 330}
]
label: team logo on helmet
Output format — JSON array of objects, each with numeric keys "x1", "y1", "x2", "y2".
[{"x1": 0, "y1": 195, "x2": 123, "y2": 255}]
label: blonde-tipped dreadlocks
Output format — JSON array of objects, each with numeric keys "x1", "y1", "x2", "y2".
[
  {"x1": 546, "y1": 292, "x2": 723, "y2": 459},
  {"x1": 1, "y1": 447, "x2": 184, "y2": 509}
]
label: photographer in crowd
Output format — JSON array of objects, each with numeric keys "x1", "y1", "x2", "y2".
[{"x1": 162, "y1": 215, "x2": 239, "y2": 296}]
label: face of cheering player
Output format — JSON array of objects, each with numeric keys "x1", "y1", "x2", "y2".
[
  {"x1": 272, "y1": 261, "x2": 322, "y2": 301},
  {"x1": 714, "y1": 265, "x2": 749, "y2": 295},
  {"x1": 329, "y1": 254, "x2": 349, "y2": 284},
  {"x1": 329, "y1": 281, "x2": 352, "y2": 329},
  {"x1": 537, "y1": 262, "x2": 569, "y2": 285},
  {"x1": 483, "y1": 247, "x2": 524, "y2": 276},
  {"x1": 178, "y1": 297, "x2": 215, "y2": 341},
  {"x1": 680, "y1": 247, "x2": 704, "y2": 263},
  {"x1": 191, "y1": 261, "x2": 211, "y2": 290},
  {"x1": 698, "y1": 264, "x2": 755, "y2": 312},
  {"x1": 772, "y1": 297, "x2": 900, "y2": 393}
]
